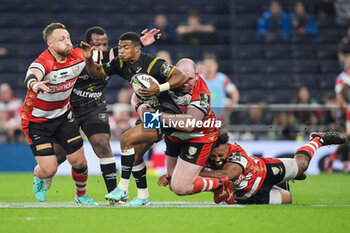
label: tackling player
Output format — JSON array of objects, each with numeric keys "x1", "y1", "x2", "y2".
[
  {"x1": 159, "y1": 131, "x2": 346, "y2": 204},
  {"x1": 155, "y1": 58, "x2": 231, "y2": 197},
  {"x1": 81, "y1": 32, "x2": 188, "y2": 206}
]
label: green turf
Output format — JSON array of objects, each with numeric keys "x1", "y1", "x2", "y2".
[{"x1": 0, "y1": 173, "x2": 349, "y2": 233}]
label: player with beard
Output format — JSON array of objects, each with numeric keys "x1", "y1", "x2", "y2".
[
  {"x1": 159, "y1": 131, "x2": 346, "y2": 204},
  {"x1": 21, "y1": 23, "x2": 97, "y2": 205},
  {"x1": 81, "y1": 32, "x2": 188, "y2": 206},
  {"x1": 46, "y1": 27, "x2": 161, "y2": 197}
]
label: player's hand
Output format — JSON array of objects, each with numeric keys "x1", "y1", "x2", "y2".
[
  {"x1": 140, "y1": 28, "x2": 162, "y2": 47},
  {"x1": 32, "y1": 80, "x2": 50, "y2": 94},
  {"x1": 80, "y1": 41, "x2": 93, "y2": 59},
  {"x1": 157, "y1": 174, "x2": 171, "y2": 187},
  {"x1": 137, "y1": 78, "x2": 160, "y2": 97},
  {"x1": 137, "y1": 103, "x2": 152, "y2": 119}
]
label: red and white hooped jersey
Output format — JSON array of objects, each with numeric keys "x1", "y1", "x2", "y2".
[
  {"x1": 168, "y1": 74, "x2": 219, "y2": 143},
  {"x1": 21, "y1": 48, "x2": 85, "y2": 123},
  {"x1": 205, "y1": 143, "x2": 270, "y2": 201}
]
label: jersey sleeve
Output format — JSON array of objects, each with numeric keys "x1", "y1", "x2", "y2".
[
  {"x1": 101, "y1": 57, "x2": 123, "y2": 77},
  {"x1": 148, "y1": 58, "x2": 175, "y2": 82},
  {"x1": 226, "y1": 151, "x2": 248, "y2": 172},
  {"x1": 188, "y1": 79, "x2": 211, "y2": 114}
]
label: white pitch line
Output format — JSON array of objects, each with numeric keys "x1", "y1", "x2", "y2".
[{"x1": 0, "y1": 202, "x2": 245, "y2": 208}]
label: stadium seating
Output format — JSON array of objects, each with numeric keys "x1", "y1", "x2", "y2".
[{"x1": 0, "y1": 0, "x2": 344, "y2": 106}]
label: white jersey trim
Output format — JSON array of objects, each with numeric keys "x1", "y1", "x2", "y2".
[
  {"x1": 37, "y1": 89, "x2": 72, "y2": 102},
  {"x1": 32, "y1": 103, "x2": 69, "y2": 119}
]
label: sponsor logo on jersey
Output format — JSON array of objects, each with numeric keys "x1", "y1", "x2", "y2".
[{"x1": 49, "y1": 79, "x2": 77, "y2": 93}]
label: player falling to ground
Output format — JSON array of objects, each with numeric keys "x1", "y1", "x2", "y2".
[
  {"x1": 81, "y1": 32, "x2": 188, "y2": 206},
  {"x1": 45, "y1": 27, "x2": 161, "y2": 197},
  {"x1": 149, "y1": 58, "x2": 232, "y2": 198},
  {"x1": 21, "y1": 23, "x2": 97, "y2": 205},
  {"x1": 159, "y1": 131, "x2": 346, "y2": 204}
]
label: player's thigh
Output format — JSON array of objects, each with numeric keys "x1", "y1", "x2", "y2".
[
  {"x1": 54, "y1": 143, "x2": 67, "y2": 164},
  {"x1": 120, "y1": 123, "x2": 158, "y2": 148},
  {"x1": 55, "y1": 111, "x2": 83, "y2": 156},
  {"x1": 79, "y1": 110, "x2": 111, "y2": 139},
  {"x1": 166, "y1": 156, "x2": 178, "y2": 176},
  {"x1": 171, "y1": 158, "x2": 202, "y2": 189},
  {"x1": 178, "y1": 141, "x2": 215, "y2": 166}
]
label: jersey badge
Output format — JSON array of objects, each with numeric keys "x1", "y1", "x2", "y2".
[
  {"x1": 186, "y1": 146, "x2": 197, "y2": 160},
  {"x1": 160, "y1": 63, "x2": 174, "y2": 76}
]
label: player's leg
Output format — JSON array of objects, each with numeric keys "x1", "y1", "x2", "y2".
[
  {"x1": 22, "y1": 120, "x2": 57, "y2": 202},
  {"x1": 56, "y1": 111, "x2": 97, "y2": 205},
  {"x1": 33, "y1": 155, "x2": 57, "y2": 202},
  {"x1": 88, "y1": 133, "x2": 117, "y2": 193},
  {"x1": 81, "y1": 109, "x2": 117, "y2": 193},
  {"x1": 45, "y1": 143, "x2": 67, "y2": 191},
  {"x1": 269, "y1": 186, "x2": 292, "y2": 204},
  {"x1": 126, "y1": 142, "x2": 154, "y2": 206},
  {"x1": 119, "y1": 125, "x2": 157, "y2": 191},
  {"x1": 294, "y1": 132, "x2": 346, "y2": 175},
  {"x1": 170, "y1": 142, "x2": 224, "y2": 196}
]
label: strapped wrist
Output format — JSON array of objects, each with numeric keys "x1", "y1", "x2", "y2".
[{"x1": 159, "y1": 82, "x2": 170, "y2": 93}]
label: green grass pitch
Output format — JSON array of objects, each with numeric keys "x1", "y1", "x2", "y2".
[{"x1": 0, "y1": 173, "x2": 349, "y2": 233}]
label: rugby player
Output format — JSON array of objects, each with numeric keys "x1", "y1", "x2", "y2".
[
  {"x1": 155, "y1": 59, "x2": 231, "y2": 197},
  {"x1": 159, "y1": 131, "x2": 346, "y2": 204},
  {"x1": 81, "y1": 32, "x2": 188, "y2": 206},
  {"x1": 21, "y1": 23, "x2": 96, "y2": 205}
]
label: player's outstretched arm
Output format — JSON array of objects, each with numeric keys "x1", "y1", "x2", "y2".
[
  {"x1": 199, "y1": 163, "x2": 243, "y2": 181},
  {"x1": 140, "y1": 28, "x2": 161, "y2": 47},
  {"x1": 24, "y1": 69, "x2": 50, "y2": 94},
  {"x1": 80, "y1": 41, "x2": 106, "y2": 79}
]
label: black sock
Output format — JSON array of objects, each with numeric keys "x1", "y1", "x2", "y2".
[
  {"x1": 121, "y1": 148, "x2": 135, "y2": 180},
  {"x1": 132, "y1": 162, "x2": 147, "y2": 189},
  {"x1": 100, "y1": 159, "x2": 117, "y2": 193}
]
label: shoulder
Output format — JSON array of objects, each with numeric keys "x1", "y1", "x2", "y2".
[
  {"x1": 193, "y1": 75, "x2": 210, "y2": 95},
  {"x1": 32, "y1": 50, "x2": 55, "y2": 74},
  {"x1": 70, "y1": 47, "x2": 85, "y2": 61}
]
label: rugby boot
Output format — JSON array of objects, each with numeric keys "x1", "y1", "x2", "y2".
[
  {"x1": 105, "y1": 187, "x2": 129, "y2": 202},
  {"x1": 309, "y1": 132, "x2": 346, "y2": 146},
  {"x1": 125, "y1": 197, "x2": 152, "y2": 206},
  {"x1": 33, "y1": 175, "x2": 47, "y2": 202},
  {"x1": 75, "y1": 194, "x2": 98, "y2": 206},
  {"x1": 214, "y1": 176, "x2": 230, "y2": 204}
]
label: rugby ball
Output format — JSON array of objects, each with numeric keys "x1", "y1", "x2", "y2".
[
  {"x1": 131, "y1": 73, "x2": 160, "y2": 105},
  {"x1": 131, "y1": 73, "x2": 159, "y2": 94}
]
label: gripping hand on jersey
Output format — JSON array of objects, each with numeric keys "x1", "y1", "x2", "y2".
[
  {"x1": 137, "y1": 103, "x2": 155, "y2": 121},
  {"x1": 80, "y1": 41, "x2": 93, "y2": 60},
  {"x1": 140, "y1": 28, "x2": 162, "y2": 47},
  {"x1": 138, "y1": 78, "x2": 160, "y2": 97},
  {"x1": 33, "y1": 80, "x2": 50, "y2": 94}
]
